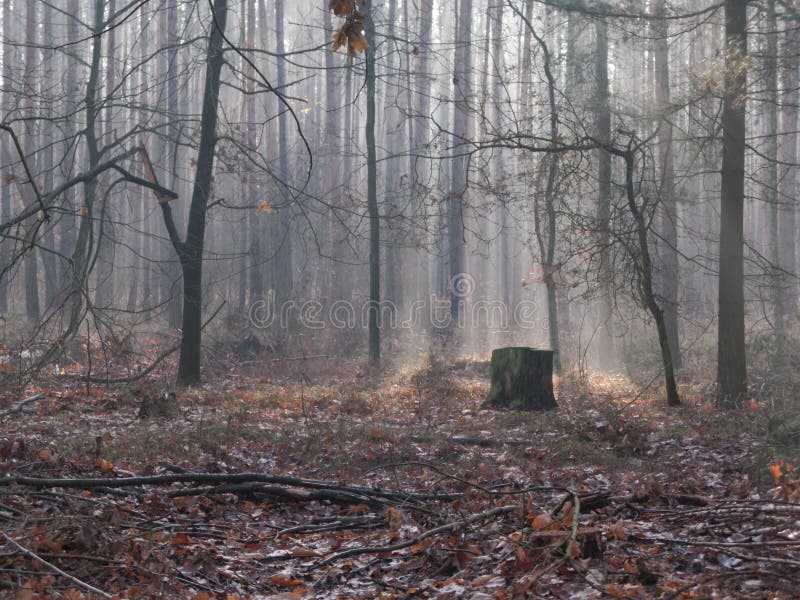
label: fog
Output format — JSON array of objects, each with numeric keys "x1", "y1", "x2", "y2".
[{"x1": 0, "y1": 0, "x2": 793, "y2": 402}]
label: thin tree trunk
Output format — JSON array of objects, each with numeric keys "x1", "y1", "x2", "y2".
[
  {"x1": 595, "y1": 18, "x2": 614, "y2": 368},
  {"x1": 24, "y1": 0, "x2": 41, "y2": 323},
  {"x1": 167, "y1": 0, "x2": 227, "y2": 386},
  {"x1": 96, "y1": 0, "x2": 117, "y2": 310},
  {"x1": 365, "y1": 0, "x2": 380, "y2": 363},
  {"x1": 323, "y1": 6, "x2": 338, "y2": 304},
  {"x1": 619, "y1": 150, "x2": 681, "y2": 406},
  {"x1": 383, "y1": 0, "x2": 401, "y2": 314},
  {"x1": 0, "y1": 0, "x2": 13, "y2": 313},
  {"x1": 779, "y1": 1, "x2": 798, "y2": 330},
  {"x1": 653, "y1": 0, "x2": 681, "y2": 368},
  {"x1": 41, "y1": 16, "x2": 58, "y2": 310},
  {"x1": 246, "y1": 0, "x2": 262, "y2": 303},
  {"x1": 166, "y1": 0, "x2": 183, "y2": 328},
  {"x1": 764, "y1": 1, "x2": 781, "y2": 340},
  {"x1": 449, "y1": 0, "x2": 473, "y2": 325},
  {"x1": 413, "y1": 0, "x2": 434, "y2": 311},
  {"x1": 273, "y1": 0, "x2": 293, "y2": 312}
]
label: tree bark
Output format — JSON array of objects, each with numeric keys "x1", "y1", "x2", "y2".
[
  {"x1": 0, "y1": 0, "x2": 10, "y2": 313},
  {"x1": 483, "y1": 347, "x2": 557, "y2": 411},
  {"x1": 365, "y1": 0, "x2": 380, "y2": 364},
  {"x1": 619, "y1": 150, "x2": 681, "y2": 406},
  {"x1": 717, "y1": 0, "x2": 748, "y2": 405},
  {"x1": 595, "y1": 18, "x2": 615, "y2": 369},
  {"x1": 40, "y1": 2, "x2": 58, "y2": 310},
  {"x1": 96, "y1": 0, "x2": 117, "y2": 311},
  {"x1": 653, "y1": 0, "x2": 681, "y2": 369},
  {"x1": 779, "y1": 1, "x2": 798, "y2": 331},
  {"x1": 23, "y1": 0, "x2": 41, "y2": 323},
  {"x1": 169, "y1": 0, "x2": 227, "y2": 386},
  {"x1": 273, "y1": 0, "x2": 293, "y2": 313},
  {"x1": 764, "y1": 1, "x2": 782, "y2": 342},
  {"x1": 449, "y1": 0, "x2": 473, "y2": 325}
]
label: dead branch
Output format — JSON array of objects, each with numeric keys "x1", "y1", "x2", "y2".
[
  {"x1": 407, "y1": 434, "x2": 526, "y2": 447},
  {"x1": 0, "y1": 471, "x2": 460, "y2": 505},
  {"x1": 167, "y1": 482, "x2": 390, "y2": 507},
  {"x1": 1, "y1": 532, "x2": 112, "y2": 598},
  {"x1": 315, "y1": 504, "x2": 517, "y2": 567},
  {"x1": 0, "y1": 393, "x2": 45, "y2": 419}
]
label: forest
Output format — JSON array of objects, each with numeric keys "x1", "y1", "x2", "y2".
[{"x1": 0, "y1": 0, "x2": 799, "y2": 597}]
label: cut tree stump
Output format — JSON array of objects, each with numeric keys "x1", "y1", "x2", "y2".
[{"x1": 482, "y1": 347, "x2": 557, "y2": 411}]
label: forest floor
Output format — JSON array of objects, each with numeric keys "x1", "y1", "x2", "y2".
[{"x1": 0, "y1": 352, "x2": 799, "y2": 599}]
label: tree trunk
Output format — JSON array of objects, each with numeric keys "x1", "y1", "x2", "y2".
[
  {"x1": 57, "y1": 0, "x2": 81, "y2": 308},
  {"x1": 96, "y1": 0, "x2": 117, "y2": 311},
  {"x1": 273, "y1": 0, "x2": 293, "y2": 313},
  {"x1": 24, "y1": 0, "x2": 41, "y2": 323},
  {"x1": 40, "y1": 1, "x2": 58, "y2": 310},
  {"x1": 0, "y1": 0, "x2": 10, "y2": 313},
  {"x1": 764, "y1": 1, "x2": 782, "y2": 343},
  {"x1": 483, "y1": 347, "x2": 557, "y2": 411},
  {"x1": 595, "y1": 18, "x2": 615, "y2": 369},
  {"x1": 717, "y1": 0, "x2": 747, "y2": 405},
  {"x1": 620, "y1": 151, "x2": 681, "y2": 406},
  {"x1": 653, "y1": 0, "x2": 681, "y2": 369},
  {"x1": 514, "y1": 4, "x2": 562, "y2": 372},
  {"x1": 365, "y1": 0, "x2": 380, "y2": 364},
  {"x1": 245, "y1": 0, "x2": 262, "y2": 304},
  {"x1": 383, "y1": 0, "x2": 401, "y2": 316},
  {"x1": 166, "y1": 0, "x2": 183, "y2": 328},
  {"x1": 449, "y1": 0, "x2": 473, "y2": 325},
  {"x1": 779, "y1": 1, "x2": 798, "y2": 330},
  {"x1": 413, "y1": 0, "x2": 433, "y2": 312},
  {"x1": 171, "y1": 0, "x2": 227, "y2": 386}
]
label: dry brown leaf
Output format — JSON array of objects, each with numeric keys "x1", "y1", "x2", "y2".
[{"x1": 329, "y1": 0, "x2": 355, "y2": 16}]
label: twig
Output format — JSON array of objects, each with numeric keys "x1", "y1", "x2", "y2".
[
  {"x1": 314, "y1": 505, "x2": 517, "y2": 567},
  {"x1": 406, "y1": 434, "x2": 526, "y2": 447},
  {"x1": 1, "y1": 532, "x2": 112, "y2": 598},
  {"x1": 0, "y1": 393, "x2": 44, "y2": 419},
  {"x1": 64, "y1": 301, "x2": 225, "y2": 384}
]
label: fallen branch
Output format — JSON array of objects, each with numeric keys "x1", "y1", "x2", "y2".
[
  {"x1": 0, "y1": 392, "x2": 44, "y2": 419},
  {"x1": 1, "y1": 532, "x2": 112, "y2": 598},
  {"x1": 407, "y1": 434, "x2": 526, "y2": 447},
  {"x1": 0, "y1": 471, "x2": 460, "y2": 504},
  {"x1": 315, "y1": 504, "x2": 517, "y2": 567},
  {"x1": 167, "y1": 482, "x2": 389, "y2": 507}
]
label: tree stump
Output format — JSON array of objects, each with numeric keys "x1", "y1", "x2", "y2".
[{"x1": 482, "y1": 347, "x2": 557, "y2": 410}]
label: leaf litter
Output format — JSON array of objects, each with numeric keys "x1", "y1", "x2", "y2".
[{"x1": 0, "y1": 358, "x2": 798, "y2": 598}]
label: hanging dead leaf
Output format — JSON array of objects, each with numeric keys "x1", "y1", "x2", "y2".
[
  {"x1": 329, "y1": 0, "x2": 355, "y2": 17},
  {"x1": 332, "y1": 27, "x2": 348, "y2": 53},
  {"x1": 348, "y1": 30, "x2": 369, "y2": 54},
  {"x1": 332, "y1": 17, "x2": 368, "y2": 55},
  {"x1": 258, "y1": 200, "x2": 273, "y2": 214}
]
